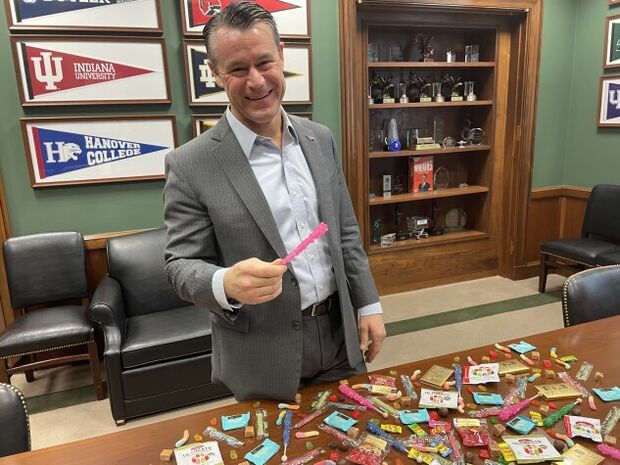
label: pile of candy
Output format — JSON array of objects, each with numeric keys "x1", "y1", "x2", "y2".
[{"x1": 160, "y1": 342, "x2": 619, "y2": 465}]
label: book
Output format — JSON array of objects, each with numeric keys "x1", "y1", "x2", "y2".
[
  {"x1": 498, "y1": 359, "x2": 530, "y2": 375},
  {"x1": 409, "y1": 156, "x2": 433, "y2": 193},
  {"x1": 534, "y1": 382, "x2": 582, "y2": 400},
  {"x1": 420, "y1": 364, "x2": 454, "y2": 389},
  {"x1": 562, "y1": 444, "x2": 604, "y2": 465},
  {"x1": 502, "y1": 435, "x2": 563, "y2": 463},
  {"x1": 174, "y1": 441, "x2": 224, "y2": 465}
]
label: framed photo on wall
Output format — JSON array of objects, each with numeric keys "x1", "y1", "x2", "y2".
[
  {"x1": 611, "y1": 0, "x2": 620, "y2": 7},
  {"x1": 21, "y1": 116, "x2": 177, "y2": 187},
  {"x1": 179, "y1": 0, "x2": 309, "y2": 39},
  {"x1": 604, "y1": 14, "x2": 620, "y2": 68},
  {"x1": 4, "y1": 0, "x2": 163, "y2": 33},
  {"x1": 184, "y1": 40, "x2": 312, "y2": 106},
  {"x1": 597, "y1": 75, "x2": 620, "y2": 127},
  {"x1": 192, "y1": 112, "x2": 312, "y2": 136},
  {"x1": 11, "y1": 36, "x2": 170, "y2": 106}
]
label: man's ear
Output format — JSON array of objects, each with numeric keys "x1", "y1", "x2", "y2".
[{"x1": 207, "y1": 59, "x2": 224, "y2": 87}]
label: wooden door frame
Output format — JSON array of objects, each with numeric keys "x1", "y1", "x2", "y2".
[
  {"x1": 0, "y1": 172, "x2": 13, "y2": 331},
  {"x1": 339, "y1": 0, "x2": 542, "y2": 281}
]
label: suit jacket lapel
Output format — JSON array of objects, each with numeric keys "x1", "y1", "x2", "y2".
[
  {"x1": 210, "y1": 118, "x2": 288, "y2": 259},
  {"x1": 293, "y1": 121, "x2": 338, "y2": 248}
]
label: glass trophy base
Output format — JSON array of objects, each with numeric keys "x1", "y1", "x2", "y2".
[{"x1": 466, "y1": 94, "x2": 477, "y2": 101}]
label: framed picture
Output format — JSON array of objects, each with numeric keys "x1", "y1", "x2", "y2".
[
  {"x1": 192, "y1": 112, "x2": 312, "y2": 136},
  {"x1": 597, "y1": 75, "x2": 620, "y2": 127},
  {"x1": 4, "y1": 0, "x2": 163, "y2": 33},
  {"x1": 21, "y1": 116, "x2": 177, "y2": 187},
  {"x1": 604, "y1": 14, "x2": 620, "y2": 68},
  {"x1": 184, "y1": 40, "x2": 312, "y2": 106},
  {"x1": 11, "y1": 36, "x2": 170, "y2": 106},
  {"x1": 179, "y1": 0, "x2": 309, "y2": 39},
  {"x1": 611, "y1": 0, "x2": 620, "y2": 6}
]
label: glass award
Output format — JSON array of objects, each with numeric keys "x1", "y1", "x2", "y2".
[
  {"x1": 434, "y1": 166, "x2": 450, "y2": 190},
  {"x1": 432, "y1": 82, "x2": 444, "y2": 102},
  {"x1": 465, "y1": 81, "x2": 477, "y2": 101}
]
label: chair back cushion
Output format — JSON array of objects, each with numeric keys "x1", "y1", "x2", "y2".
[
  {"x1": 3, "y1": 232, "x2": 87, "y2": 309},
  {"x1": 562, "y1": 265, "x2": 620, "y2": 326},
  {"x1": 0, "y1": 383, "x2": 30, "y2": 457},
  {"x1": 583, "y1": 184, "x2": 620, "y2": 243},
  {"x1": 107, "y1": 228, "x2": 190, "y2": 317}
]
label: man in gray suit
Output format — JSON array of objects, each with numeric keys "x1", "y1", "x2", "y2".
[{"x1": 164, "y1": 1, "x2": 385, "y2": 401}]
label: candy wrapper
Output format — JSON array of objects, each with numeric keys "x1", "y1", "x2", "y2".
[
  {"x1": 346, "y1": 433, "x2": 391, "y2": 465},
  {"x1": 369, "y1": 374, "x2": 396, "y2": 388},
  {"x1": 453, "y1": 418, "x2": 492, "y2": 447},
  {"x1": 463, "y1": 364, "x2": 500, "y2": 384},
  {"x1": 564, "y1": 415, "x2": 603, "y2": 442}
]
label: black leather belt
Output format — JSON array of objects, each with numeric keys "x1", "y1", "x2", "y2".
[{"x1": 301, "y1": 293, "x2": 336, "y2": 317}]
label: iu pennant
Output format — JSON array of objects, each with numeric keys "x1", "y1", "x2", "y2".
[
  {"x1": 31, "y1": 127, "x2": 168, "y2": 179},
  {"x1": 607, "y1": 82, "x2": 620, "y2": 121},
  {"x1": 21, "y1": 44, "x2": 153, "y2": 99},
  {"x1": 188, "y1": 0, "x2": 298, "y2": 28}
]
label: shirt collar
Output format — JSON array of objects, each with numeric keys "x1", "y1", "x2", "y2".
[{"x1": 225, "y1": 107, "x2": 299, "y2": 160}]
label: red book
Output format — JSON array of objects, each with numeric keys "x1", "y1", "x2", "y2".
[{"x1": 410, "y1": 156, "x2": 433, "y2": 193}]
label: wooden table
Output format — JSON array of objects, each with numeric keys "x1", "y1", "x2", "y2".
[{"x1": 2, "y1": 316, "x2": 619, "y2": 465}]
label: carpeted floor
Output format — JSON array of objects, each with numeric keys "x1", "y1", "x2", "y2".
[{"x1": 12, "y1": 273, "x2": 566, "y2": 449}]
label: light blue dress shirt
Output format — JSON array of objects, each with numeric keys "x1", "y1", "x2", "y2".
[{"x1": 213, "y1": 108, "x2": 381, "y2": 316}]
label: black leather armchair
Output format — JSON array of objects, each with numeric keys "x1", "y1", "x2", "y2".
[
  {"x1": 89, "y1": 228, "x2": 230, "y2": 425},
  {"x1": 0, "y1": 383, "x2": 30, "y2": 457},
  {"x1": 561, "y1": 265, "x2": 620, "y2": 327},
  {"x1": 0, "y1": 232, "x2": 103, "y2": 400},
  {"x1": 539, "y1": 184, "x2": 620, "y2": 292}
]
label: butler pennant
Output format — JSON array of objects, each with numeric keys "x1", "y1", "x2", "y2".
[
  {"x1": 31, "y1": 126, "x2": 168, "y2": 179},
  {"x1": 12, "y1": 0, "x2": 143, "y2": 22},
  {"x1": 607, "y1": 82, "x2": 620, "y2": 121},
  {"x1": 187, "y1": 0, "x2": 298, "y2": 28}
]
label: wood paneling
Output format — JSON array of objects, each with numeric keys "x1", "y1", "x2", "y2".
[
  {"x1": 517, "y1": 186, "x2": 590, "y2": 279},
  {"x1": 0, "y1": 174, "x2": 12, "y2": 331}
]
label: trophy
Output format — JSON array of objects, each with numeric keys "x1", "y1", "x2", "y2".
[
  {"x1": 430, "y1": 201, "x2": 443, "y2": 236},
  {"x1": 386, "y1": 118, "x2": 401, "y2": 152},
  {"x1": 370, "y1": 73, "x2": 395, "y2": 104},
  {"x1": 408, "y1": 216, "x2": 429, "y2": 240},
  {"x1": 464, "y1": 81, "x2": 477, "y2": 101},
  {"x1": 409, "y1": 73, "x2": 432, "y2": 102},
  {"x1": 398, "y1": 82, "x2": 409, "y2": 103},
  {"x1": 382, "y1": 174, "x2": 392, "y2": 197},
  {"x1": 396, "y1": 205, "x2": 409, "y2": 241},
  {"x1": 393, "y1": 174, "x2": 406, "y2": 195},
  {"x1": 446, "y1": 48, "x2": 456, "y2": 63},
  {"x1": 434, "y1": 166, "x2": 450, "y2": 190},
  {"x1": 432, "y1": 81, "x2": 444, "y2": 102},
  {"x1": 442, "y1": 73, "x2": 463, "y2": 102},
  {"x1": 371, "y1": 218, "x2": 383, "y2": 245},
  {"x1": 442, "y1": 136, "x2": 456, "y2": 148},
  {"x1": 464, "y1": 44, "x2": 480, "y2": 63},
  {"x1": 460, "y1": 118, "x2": 486, "y2": 145},
  {"x1": 416, "y1": 34, "x2": 434, "y2": 62}
]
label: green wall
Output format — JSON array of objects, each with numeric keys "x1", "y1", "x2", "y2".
[
  {"x1": 2, "y1": 0, "x2": 617, "y2": 236},
  {"x1": 532, "y1": 0, "x2": 620, "y2": 188},
  {"x1": 0, "y1": 0, "x2": 340, "y2": 236}
]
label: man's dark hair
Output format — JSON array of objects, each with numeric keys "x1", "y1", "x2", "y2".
[{"x1": 202, "y1": 1, "x2": 280, "y2": 65}]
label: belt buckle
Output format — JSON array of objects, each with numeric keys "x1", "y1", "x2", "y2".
[{"x1": 310, "y1": 297, "x2": 331, "y2": 317}]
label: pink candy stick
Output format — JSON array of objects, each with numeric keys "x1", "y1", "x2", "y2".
[
  {"x1": 597, "y1": 443, "x2": 620, "y2": 460},
  {"x1": 338, "y1": 384, "x2": 388, "y2": 418},
  {"x1": 282, "y1": 222, "x2": 329, "y2": 265}
]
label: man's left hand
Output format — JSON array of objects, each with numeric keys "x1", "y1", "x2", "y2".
[{"x1": 358, "y1": 314, "x2": 386, "y2": 363}]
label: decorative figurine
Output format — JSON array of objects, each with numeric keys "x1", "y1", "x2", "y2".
[{"x1": 416, "y1": 34, "x2": 434, "y2": 62}]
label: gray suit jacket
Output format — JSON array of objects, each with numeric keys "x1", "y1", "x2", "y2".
[{"x1": 163, "y1": 114, "x2": 379, "y2": 401}]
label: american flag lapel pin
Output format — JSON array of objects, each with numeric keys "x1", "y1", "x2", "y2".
[{"x1": 306, "y1": 135, "x2": 315, "y2": 141}]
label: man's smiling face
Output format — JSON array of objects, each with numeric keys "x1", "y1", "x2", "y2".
[{"x1": 208, "y1": 22, "x2": 286, "y2": 136}]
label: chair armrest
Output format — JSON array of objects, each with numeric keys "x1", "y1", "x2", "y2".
[{"x1": 89, "y1": 276, "x2": 126, "y2": 350}]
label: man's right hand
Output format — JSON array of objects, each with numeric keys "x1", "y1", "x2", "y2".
[{"x1": 223, "y1": 258, "x2": 288, "y2": 305}]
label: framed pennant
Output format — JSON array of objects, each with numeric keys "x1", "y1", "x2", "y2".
[
  {"x1": 184, "y1": 40, "x2": 311, "y2": 106},
  {"x1": 4, "y1": 0, "x2": 163, "y2": 33},
  {"x1": 11, "y1": 36, "x2": 170, "y2": 106},
  {"x1": 21, "y1": 115, "x2": 177, "y2": 187},
  {"x1": 604, "y1": 14, "x2": 620, "y2": 68},
  {"x1": 597, "y1": 74, "x2": 620, "y2": 127},
  {"x1": 179, "y1": 0, "x2": 309, "y2": 38},
  {"x1": 192, "y1": 112, "x2": 311, "y2": 136}
]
